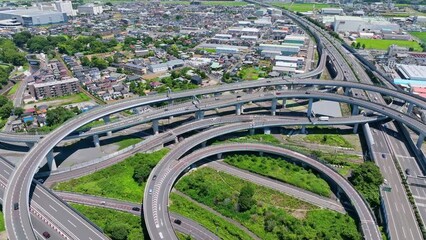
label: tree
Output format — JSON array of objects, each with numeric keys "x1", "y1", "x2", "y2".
[
  {"x1": 349, "y1": 162, "x2": 383, "y2": 208},
  {"x1": 409, "y1": 47, "x2": 414, "y2": 51},
  {"x1": 104, "y1": 222, "x2": 129, "y2": 240},
  {"x1": 46, "y1": 107, "x2": 75, "y2": 126},
  {"x1": 13, "y1": 31, "x2": 32, "y2": 47},
  {"x1": 237, "y1": 184, "x2": 255, "y2": 212},
  {"x1": 355, "y1": 42, "x2": 361, "y2": 49},
  {"x1": 0, "y1": 101, "x2": 12, "y2": 119},
  {"x1": 362, "y1": 43, "x2": 366, "y2": 49},
  {"x1": 351, "y1": 42, "x2": 356, "y2": 48},
  {"x1": 80, "y1": 56, "x2": 91, "y2": 67},
  {"x1": 132, "y1": 164, "x2": 151, "y2": 185},
  {"x1": 13, "y1": 107, "x2": 24, "y2": 117}
]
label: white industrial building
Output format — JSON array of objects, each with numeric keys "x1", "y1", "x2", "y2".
[
  {"x1": 333, "y1": 16, "x2": 400, "y2": 33},
  {"x1": 284, "y1": 35, "x2": 306, "y2": 44},
  {"x1": 228, "y1": 27, "x2": 260, "y2": 36},
  {"x1": 55, "y1": 1, "x2": 76, "y2": 16},
  {"x1": 78, "y1": 4, "x2": 103, "y2": 15},
  {"x1": 274, "y1": 56, "x2": 304, "y2": 68},
  {"x1": 216, "y1": 47, "x2": 239, "y2": 54},
  {"x1": 321, "y1": 8, "x2": 344, "y2": 15},
  {"x1": 259, "y1": 44, "x2": 300, "y2": 55},
  {"x1": 275, "y1": 61, "x2": 298, "y2": 68},
  {"x1": 0, "y1": 9, "x2": 67, "y2": 26},
  {"x1": 214, "y1": 34, "x2": 233, "y2": 39},
  {"x1": 397, "y1": 64, "x2": 426, "y2": 81}
]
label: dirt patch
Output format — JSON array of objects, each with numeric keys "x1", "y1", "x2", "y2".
[
  {"x1": 0, "y1": 231, "x2": 8, "y2": 240},
  {"x1": 291, "y1": 209, "x2": 307, "y2": 219}
]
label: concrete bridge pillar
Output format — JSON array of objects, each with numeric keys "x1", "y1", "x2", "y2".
[
  {"x1": 174, "y1": 137, "x2": 179, "y2": 144},
  {"x1": 106, "y1": 131, "x2": 112, "y2": 137},
  {"x1": 103, "y1": 115, "x2": 111, "y2": 124},
  {"x1": 46, "y1": 150, "x2": 57, "y2": 171},
  {"x1": 271, "y1": 98, "x2": 277, "y2": 116},
  {"x1": 264, "y1": 128, "x2": 271, "y2": 135},
  {"x1": 249, "y1": 128, "x2": 255, "y2": 135},
  {"x1": 417, "y1": 133, "x2": 425, "y2": 149},
  {"x1": 152, "y1": 120, "x2": 159, "y2": 135},
  {"x1": 201, "y1": 141, "x2": 207, "y2": 148},
  {"x1": 195, "y1": 110, "x2": 204, "y2": 120},
  {"x1": 217, "y1": 153, "x2": 222, "y2": 159},
  {"x1": 301, "y1": 126, "x2": 307, "y2": 134},
  {"x1": 344, "y1": 87, "x2": 351, "y2": 96},
  {"x1": 236, "y1": 104, "x2": 242, "y2": 116},
  {"x1": 281, "y1": 98, "x2": 287, "y2": 110},
  {"x1": 353, "y1": 124, "x2": 359, "y2": 134},
  {"x1": 351, "y1": 105, "x2": 359, "y2": 115},
  {"x1": 26, "y1": 142, "x2": 35, "y2": 149},
  {"x1": 259, "y1": 151, "x2": 263, "y2": 157},
  {"x1": 407, "y1": 103, "x2": 414, "y2": 114},
  {"x1": 307, "y1": 98, "x2": 313, "y2": 117},
  {"x1": 93, "y1": 134, "x2": 100, "y2": 148}
]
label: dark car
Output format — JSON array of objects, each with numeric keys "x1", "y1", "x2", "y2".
[
  {"x1": 14, "y1": 203, "x2": 19, "y2": 210},
  {"x1": 174, "y1": 219, "x2": 182, "y2": 225},
  {"x1": 132, "y1": 207, "x2": 141, "y2": 211},
  {"x1": 152, "y1": 175, "x2": 157, "y2": 180},
  {"x1": 43, "y1": 231, "x2": 51, "y2": 238},
  {"x1": 406, "y1": 168, "x2": 412, "y2": 176}
]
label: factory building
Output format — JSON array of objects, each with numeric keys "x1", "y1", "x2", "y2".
[
  {"x1": 216, "y1": 47, "x2": 239, "y2": 54},
  {"x1": 78, "y1": 4, "x2": 103, "y2": 15},
  {"x1": 333, "y1": 16, "x2": 400, "y2": 33},
  {"x1": 55, "y1": 1, "x2": 76, "y2": 16},
  {"x1": 321, "y1": 8, "x2": 344, "y2": 15},
  {"x1": 29, "y1": 78, "x2": 80, "y2": 100},
  {"x1": 259, "y1": 44, "x2": 300, "y2": 55},
  {"x1": 284, "y1": 35, "x2": 306, "y2": 45},
  {"x1": 274, "y1": 56, "x2": 305, "y2": 68},
  {"x1": 228, "y1": 27, "x2": 260, "y2": 36},
  {"x1": 396, "y1": 64, "x2": 426, "y2": 81},
  {"x1": 0, "y1": 9, "x2": 67, "y2": 26}
]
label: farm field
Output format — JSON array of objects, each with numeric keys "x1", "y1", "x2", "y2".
[{"x1": 355, "y1": 39, "x2": 422, "y2": 51}]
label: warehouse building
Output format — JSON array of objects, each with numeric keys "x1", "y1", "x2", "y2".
[
  {"x1": 78, "y1": 4, "x2": 103, "y2": 15},
  {"x1": 274, "y1": 56, "x2": 305, "y2": 68},
  {"x1": 0, "y1": 9, "x2": 67, "y2": 26},
  {"x1": 333, "y1": 16, "x2": 399, "y2": 33},
  {"x1": 29, "y1": 78, "x2": 80, "y2": 100},
  {"x1": 216, "y1": 47, "x2": 239, "y2": 54},
  {"x1": 321, "y1": 8, "x2": 344, "y2": 15},
  {"x1": 259, "y1": 44, "x2": 300, "y2": 55},
  {"x1": 396, "y1": 64, "x2": 426, "y2": 81},
  {"x1": 284, "y1": 35, "x2": 306, "y2": 45}
]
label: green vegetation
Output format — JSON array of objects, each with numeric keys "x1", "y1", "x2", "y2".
[
  {"x1": 117, "y1": 138, "x2": 142, "y2": 150},
  {"x1": 0, "y1": 209, "x2": 4, "y2": 231},
  {"x1": 203, "y1": 48, "x2": 216, "y2": 53},
  {"x1": 224, "y1": 154, "x2": 332, "y2": 197},
  {"x1": 238, "y1": 66, "x2": 266, "y2": 80},
  {"x1": 13, "y1": 31, "x2": 119, "y2": 56},
  {"x1": 349, "y1": 162, "x2": 383, "y2": 208},
  {"x1": 410, "y1": 32, "x2": 426, "y2": 43},
  {"x1": 272, "y1": 3, "x2": 338, "y2": 12},
  {"x1": 304, "y1": 134, "x2": 353, "y2": 148},
  {"x1": 176, "y1": 167, "x2": 361, "y2": 239},
  {"x1": 355, "y1": 39, "x2": 422, "y2": 51},
  {"x1": 170, "y1": 193, "x2": 253, "y2": 240},
  {"x1": 70, "y1": 204, "x2": 146, "y2": 240},
  {"x1": 46, "y1": 106, "x2": 80, "y2": 126},
  {"x1": 53, "y1": 149, "x2": 168, "y2": 203},
  {"x1": 35, "y1": 92, "x2": 91, "y2": 105},
  {"x1": 176, "y1": 232, "x2": 193, "y2": 240},
  {"x1": 0, "y1": 38, "x2": 27, "y2": 67},
  {"x1": 8, "y1": 81, "x2": 20, "y2": 96}
]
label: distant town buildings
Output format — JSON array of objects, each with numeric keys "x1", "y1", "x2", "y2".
[
  {"x1": 0, "y1": 9, "x2": 68, "y2": 26},
  {"x1": 54, "y1": 0, "x2": 76, "y2": 17},
  {"x1": 77, "y1": 4, "x2": 103, "y2": 15},
  {"x1": 29, "y1": 78, "x2": 80, "y2": 100}
]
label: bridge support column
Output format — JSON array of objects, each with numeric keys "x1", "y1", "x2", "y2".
[
  {"x1": 259, "y1": 151, "x2": 263, "y2": 157},
  {"x1": 271, "y1": 98, "x2": 277, "y2": 116},
  {"x1": 46, "y1": 150, "x2": 57, "y2": 171},
  {"x1": 281, "y1": 98, "x2": 287, "y2": 110},
  {"x1": 217, "y1": 153, "x2": 222, "y2": 159},
  {"x1": 103, "y1": 115, "x2": 111, "y2": 124},
  {"x1": 93, "y1": 134, "x2": 100, "y2": 148},
  {"x1": 236, "y1": 103, "x2": 242, "y2": 115},
  {"x1": 195, "y1": 110, "x2": 204, "y2": 120},
  {"x1": 106, "y1": 131, "x2": 112, "y2": 137},
  {"x1": 26, "y1": 142, "x2": 35, "y2": 149},
  {"x1": 353, "y1": 124, "x2": 359, "y2": 134},
  {"x1": 417, "y1": 134, "x2": 425, "y2": 149},
  {"x1": 201, "y1": 141, "x2": 207, "y2": 148},
  {"x1": 301, "y1": 126, "x2": 307, "y2": 134},
  {"x1": 152, "y1": 120, "x2": 159, "y2": 135},
  {"x1": 174, "y1": 137, "x2": 179, "y2": 144},
  {"x1": 307, "y1": 98, "x2": 313, "y2": 117},
  {"x1": 351, "y1": 105, "x2": 359, "y2": 115},
  {"x1": 407, "y1": 103, "x2": 415, "y2": 114},
  {"x1": 344, "y1": 87, "x2": 351, "y2": 96},
  {"x1": 249, "y1": 128, "x2": 255, "y2": 135},
  {"x1": 264, "y1": 128, "x2": 271, "y2": 135}
]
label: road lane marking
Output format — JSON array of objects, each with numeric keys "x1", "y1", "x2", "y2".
[
  {"x1": 68, "y1": 220, "x2": 77, "y2": 228},
  {"x1": 49, "y1": 205, "x2": 57, "y2": 212}
]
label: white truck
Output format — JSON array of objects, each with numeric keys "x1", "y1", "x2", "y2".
[{"x1": 318, "y1": 116, "x2": 329, "y2": 121}]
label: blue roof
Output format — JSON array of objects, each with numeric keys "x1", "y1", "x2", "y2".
[
  {"x1": 394, "y1": 78, "x2": 426, "y2": 87},
  {"x1": 23, "y1": 116, "x2": 34, "y2": 123}
]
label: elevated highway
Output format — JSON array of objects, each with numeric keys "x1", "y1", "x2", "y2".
[{"x1": 145, "y1": 142, "x2": 381, "y2": 240}]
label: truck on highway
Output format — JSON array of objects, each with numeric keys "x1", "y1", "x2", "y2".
[{"x1": 318, "y1": 116, "x2": 329, "y2": 121}]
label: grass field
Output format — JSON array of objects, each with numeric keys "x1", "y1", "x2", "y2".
[
  {"x1": 0, "y1": 210, "x2": 4, "y2": 232},
  {"x1": 238, "y1": 67, "x2": 266, "y2": 80},
  {"x1": 32, "y1": 92, "x2": 92, "y2": 106},
  {"x1": 355, "y1": 39, "x2": 422, "y2": 51},
  {"x1": 7, "y1": 81, "x2": 20, "y2": 96},
  {"x1": 117, "y1": 138, "x2": 142, "y2": 150},
  {"x1": 202, "y1": 1, "x2": 248, "y2": 6},
  {"x1": 70, "y1": 204, "x2": 146, "y2": 240},
  {"x1": 304, "y1": 134, "x2": 353, "y2": 148},
  {"x1": 410, "y1": 32, "x2": 426, "y2": 43},
  {"x1": 176, "y1": 167, "x2": 361, "y2": 239},
  {"x1": 53, "y1": 149, "x2": 168, "y2": 203},
  {"x1": 272, "y1": 3, "x2": 338, "y2": 12},
  {"x1": 224, "y1": 154, "x2": 332, "y2": 197},
  {"x1": 169, "y1": 193, "x2": 253, "y2": 240},
  {"x1": 203, "y1": 48, "x2": 216, "y2": 53}
]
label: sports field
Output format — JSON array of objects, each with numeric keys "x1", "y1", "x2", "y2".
[
  {"x1": 272, "y1": 3, "x2": 338, "y2": 12},
  {"x1": 410, "y1": 32, "x2": 426, "y2": 43},
  {"x1": 355, "y1": 39, "x2": 422, "y2": 51}
]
